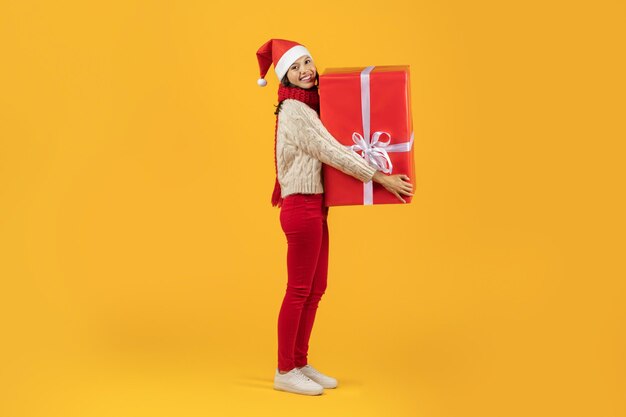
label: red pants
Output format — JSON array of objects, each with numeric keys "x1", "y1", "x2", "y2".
[{"x1": 277, "y1": 193, "x2": 329, "y2": 371}]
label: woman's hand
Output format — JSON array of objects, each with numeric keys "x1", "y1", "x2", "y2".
[{"x1": 372, "y1": 171, "x2": 414, "y2": 203}]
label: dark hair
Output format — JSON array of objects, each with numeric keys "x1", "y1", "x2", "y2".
[{"x1": 274, "y1": 72, "x2": 320, "y2": 115}]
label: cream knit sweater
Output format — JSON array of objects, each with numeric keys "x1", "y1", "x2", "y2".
[{"x1": 276, "y1": 99, "x2": 378, "y2": 198}]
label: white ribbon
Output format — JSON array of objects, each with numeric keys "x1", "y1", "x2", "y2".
[{"x1": 347, "y1": 66, "x2": 414, "y2": 205}]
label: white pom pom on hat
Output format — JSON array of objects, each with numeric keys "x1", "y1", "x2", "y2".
[{"x1": 255, "y1": 39, "x2": 313, "y2": 87}]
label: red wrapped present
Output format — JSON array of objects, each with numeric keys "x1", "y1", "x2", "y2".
[{"x1": 320, "y1": 66, "x2": 415, "y2": 206}]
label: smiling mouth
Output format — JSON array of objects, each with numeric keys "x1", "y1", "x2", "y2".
[{"x1": 299, "y1": 75, "x2": 313, "y2": 82}]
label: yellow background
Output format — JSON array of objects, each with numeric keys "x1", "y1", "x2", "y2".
[{"x1": 1, "y1": 1, "x2": 624, "y2": 416}]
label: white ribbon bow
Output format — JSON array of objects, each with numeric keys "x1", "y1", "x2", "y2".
[{"x1": 349, "y1": 131, "x2": 394, "y2": 174}]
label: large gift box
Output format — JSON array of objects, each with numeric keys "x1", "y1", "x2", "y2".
[{"x1": 319, "y1": 66, "x2": 415, "y2": 206}]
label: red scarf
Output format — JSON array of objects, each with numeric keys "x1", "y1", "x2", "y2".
[{"x1": 271, "y1": 84, "x2": 320, "y2": 207}]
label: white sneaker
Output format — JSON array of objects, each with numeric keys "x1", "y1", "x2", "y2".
[
  {"x1": 274, "y1": 368, "x2": 324, "y2": 395},
  {"x1": 298, "y1": 364, "x2": 338, "y2": 388}
]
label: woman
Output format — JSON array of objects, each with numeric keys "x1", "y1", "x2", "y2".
[{"x1": 256, "y1": 39, "x2": 413, "y2": 396}]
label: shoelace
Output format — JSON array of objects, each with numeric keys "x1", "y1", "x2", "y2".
[{"x1": 293, "y1": 369, "x2": 314, "y2": 384}]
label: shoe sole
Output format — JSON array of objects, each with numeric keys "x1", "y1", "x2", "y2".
[{"x1": 273, "y1": 382, "x2": 323, "y2": 396}]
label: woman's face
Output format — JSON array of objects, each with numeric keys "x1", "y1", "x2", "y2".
[{"x1": 286, "y1": 55, "x2": 317, "y2": 89}]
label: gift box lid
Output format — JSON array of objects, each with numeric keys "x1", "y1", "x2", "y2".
[{"x1": 321, "y1": 65, "x2": 410, "y2": 77}]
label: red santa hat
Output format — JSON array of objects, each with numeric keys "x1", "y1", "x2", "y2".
[{"x1": 255, "y1": 39, "x2": 313, "y2": 87}]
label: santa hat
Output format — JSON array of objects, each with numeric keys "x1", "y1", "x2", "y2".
[{"x1": 256, "y1": 39, "x2": 313, "y2": 87}]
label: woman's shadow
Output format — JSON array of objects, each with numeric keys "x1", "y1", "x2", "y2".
[{"x1": 232, "y1": 374, "x2": 361, "y2": 391}]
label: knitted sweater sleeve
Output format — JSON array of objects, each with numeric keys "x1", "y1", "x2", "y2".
[{"x1": 281, "y1": 99, "x2": 378, "y2": 183}]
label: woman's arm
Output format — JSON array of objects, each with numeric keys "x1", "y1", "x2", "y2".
[{"x1": 283, "y1": 100, "x2": 377, "y2": 183}]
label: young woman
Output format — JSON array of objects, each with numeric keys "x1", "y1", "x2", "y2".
[{"x1": 256, "y1": 39, "x2": 413, "y2": 396}]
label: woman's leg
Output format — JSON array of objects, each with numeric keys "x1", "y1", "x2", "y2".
[
  {"x1": 277, "y1": 195, "x2": 324, "y2": 372},
  {"x1": 294, "y1": 205, "x2": 329, "y2": 368}
]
